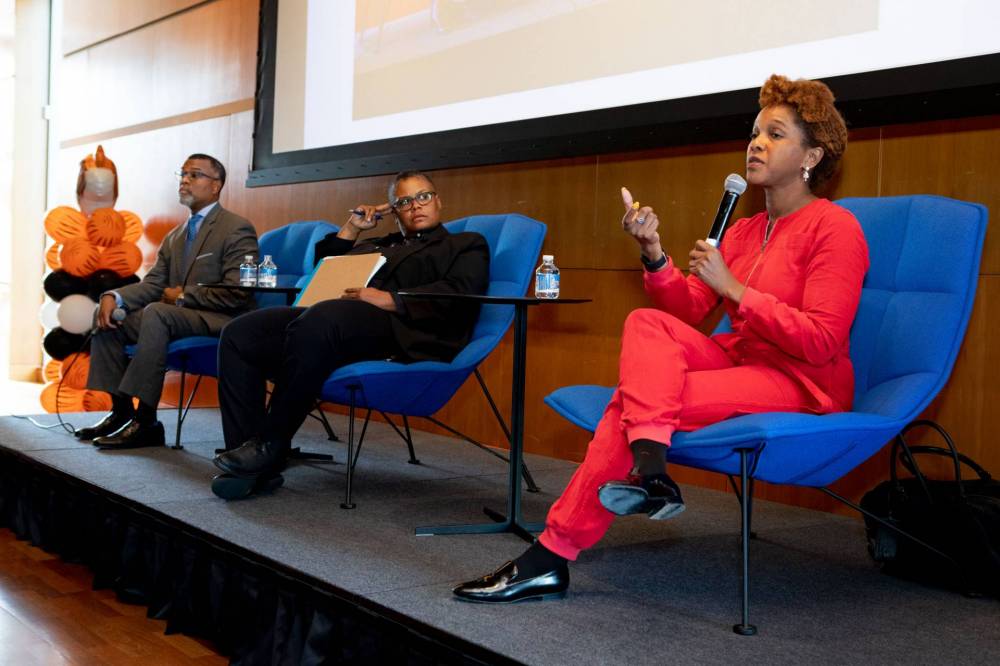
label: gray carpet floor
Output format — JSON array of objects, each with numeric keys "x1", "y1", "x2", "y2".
[{"x1": 1, "y1": 410, "x2": 997, "y2": 665}]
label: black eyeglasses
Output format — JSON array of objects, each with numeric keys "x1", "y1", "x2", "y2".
[
  {"x1": 392, "y1": 190, "x2": 436, "y2": 211},
  {"x1": 175, "y1": 169, "x2": 220, "y2": 182}
]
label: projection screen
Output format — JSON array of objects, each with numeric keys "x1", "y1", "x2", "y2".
[{"x1": 249, "y1": 0, "x2": 1000, "y2": 186}]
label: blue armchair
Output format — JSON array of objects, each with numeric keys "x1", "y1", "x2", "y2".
[
  {"x1": 318, "y1": 214, "x2": 547, "y2": 509},
  {"x1": 543, "y1": 195, "x2": 987, "y2": 633}
]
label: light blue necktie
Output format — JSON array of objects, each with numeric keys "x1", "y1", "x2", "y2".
[{"x1": 184, "y1": 213, "x2": 203, "y2": 262}]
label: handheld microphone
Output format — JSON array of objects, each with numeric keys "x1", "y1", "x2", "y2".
[
  {"x1": 706, "y1": 174, "x2": 748, "y2": 247},
  {"x1": 89, "y1": 306, "x2": 127, "y2": 335}
]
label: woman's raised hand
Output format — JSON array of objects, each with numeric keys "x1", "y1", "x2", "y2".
[{"x1": 620, "y1": 187, "x2": 664, "y2": 263}]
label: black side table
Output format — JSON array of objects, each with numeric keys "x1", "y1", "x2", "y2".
[
  {"x1": 197, "y1": 282, "x2": 301, "y2": 306},
  {"x1": 398, "y1": 292, "x2": 590, "y2": 543}
]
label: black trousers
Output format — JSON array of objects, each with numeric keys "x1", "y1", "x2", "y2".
[{"x1": 217, "y1": 300, "x2": 402, "y2": 450}]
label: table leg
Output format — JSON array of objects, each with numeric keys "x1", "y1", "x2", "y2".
[{"x1": 415, "y1": 302, "x2": 543, "y2": 541}]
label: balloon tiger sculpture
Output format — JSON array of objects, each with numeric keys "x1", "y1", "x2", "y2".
[{"x1": 39, "y1": 145, "x2": 144, "y2": 413}]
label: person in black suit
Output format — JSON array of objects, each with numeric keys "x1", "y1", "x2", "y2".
[{"x1": 211, "y1": 171, "x2": 490, "y2": 497}]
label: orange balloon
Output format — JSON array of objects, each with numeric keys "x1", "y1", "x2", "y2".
[
  {"x1": 143, "y1": 215, "x2": 178, "y2": 247},
  {"x1": 44, "y1": 206, "x2": 88, "y2": 242},
  {"x1": 44, "y1": 359, "x2": 62, "y2": 383},
  {"x1": 60, "y1": 352, "x2": 91, "y2": 390},
  {"x1": 46, "y1": 243, "x2": 63, "y2": 270},
  {"x1": 96, "y1": 241, "x2": 142, "y2": 278},
  {"x1": 60, "y1": 237, "x2": 103, "y2": 277},
  {"x1": 39, "y1": 382, "x2": 85, "y2": 414},
  {"x1": 121, "y1": 210, "x2": 143, "y2": 243},
  {"x1": 83, "y1": 390, "x2": 113, "y2": 412},
  {"x1": 87, "y1": 208, "x2": 126, "y2": 247}
]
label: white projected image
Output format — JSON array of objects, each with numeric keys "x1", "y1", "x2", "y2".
[{"x1": 272, "y1": 0, "x2": 1000, "y2": 155}]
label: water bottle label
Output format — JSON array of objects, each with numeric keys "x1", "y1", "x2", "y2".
[{"x1": 536, "y1": 273, "x2": 559, "y2": 293}]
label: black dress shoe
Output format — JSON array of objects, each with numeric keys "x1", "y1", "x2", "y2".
[
  {"x1": 211, "y1": 472, "x2": 285, "y2": 500},
  {"x1": 94, "y1": 420, "x2": 165, "y2": 450},
  {"x1": 75, "y1": 411, "x2": 132, "y2": 441},
  {"x1": 452, "y1": 560, "x2": 569, "y2": 604},
  {"x1": 213, "y1": 438, "x2": 289, "y2": 478},
  {"x1": 598, "y1": 472, "x2": 685, "y2": 520}
]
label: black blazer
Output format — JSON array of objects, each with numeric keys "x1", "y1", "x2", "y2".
[{"x1": 313, "y1": 225, "x2": 490, "y2": 361}]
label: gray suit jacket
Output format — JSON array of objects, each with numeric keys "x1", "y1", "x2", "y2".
[{"x1": 117, "y1": 203, "x2": 259, "y2": 333}]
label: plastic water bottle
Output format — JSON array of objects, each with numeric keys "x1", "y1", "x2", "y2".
[
  {"x1": 239, "y1": 255, "x2": 257, "y2": 286},
  {"x1": 534, "y1": 255, "x2": 560, "y2": 299},
  {"x1": 257, "y1": 254, "x2": 278, "y2": 288}
]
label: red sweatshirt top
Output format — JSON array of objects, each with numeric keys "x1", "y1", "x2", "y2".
[{"x1": 643, "y1": 198, "x2": 870, "y2": 413}]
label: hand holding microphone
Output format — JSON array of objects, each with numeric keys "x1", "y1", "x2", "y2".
[
  {"x1": 706, "y1": 173, "x2": 747, "y2": 247},
  {"x1": 691, "y1": 173, "x2": 749, "y2": 301},
  {"x1": 96, "y1": 294, "x2": 127, "y2": 330}
]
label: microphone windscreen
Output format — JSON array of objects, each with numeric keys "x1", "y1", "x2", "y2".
[{"x1": 724, "y1": 173, "x2": 748, "y2": 195}]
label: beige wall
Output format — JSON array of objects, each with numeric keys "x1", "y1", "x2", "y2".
[
  {"x1": 38, "y1": 0, "x2": 1000, "y2": 515},
  {"x1": 8, "y1": 0, "x2": 49, "y2": 381}
]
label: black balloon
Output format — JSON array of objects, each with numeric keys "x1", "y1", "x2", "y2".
[
  {"x1": 87, "y1": 269, "x2": 138, "y2": 301},
  {"x1": 43, "y1": 270, "x2": 89, "y2": 301},
  {"x1": 43, "y1": 327, "x2": 89, "y2": 360}
]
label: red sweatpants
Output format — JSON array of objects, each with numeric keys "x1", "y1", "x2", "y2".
[{"x1": 539, "y1": 309, "x2": 813, "y2": 561}]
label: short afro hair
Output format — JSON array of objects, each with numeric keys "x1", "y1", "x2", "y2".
[{"x1": 759, "y1": 75, "x2": 847, "y2": 191}]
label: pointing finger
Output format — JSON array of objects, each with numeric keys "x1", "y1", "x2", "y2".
[{"x1": 621, "y1": 187, "x2": 634, "y2": 212}]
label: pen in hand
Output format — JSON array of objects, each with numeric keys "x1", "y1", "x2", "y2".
[{"x1": 349, "y1": 209, "x2": 383, "y2": 220}]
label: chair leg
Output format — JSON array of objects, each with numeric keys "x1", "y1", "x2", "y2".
[
  {"x1": 173, "y1": 367, "x2": 187, "y2": 450},
  {"x1": 727, "y1": 475, "x2": 757, "y2": 539},
  {"x1": 401, "y1": 415, "x2": 420, "y2": 464},
  {"x1": 817, "y1": 486, "x2": 962, "y2": 571},
  {"x1": 473, "y1": 369, "x2": 540, "y2": 492},
  {"x1": 309, "y1": 401, "x2": 340, "y2": 441},
  {"x1": 341, "y1": 388, "x2": 358, "y2": 510},
  {"x1": 734, "y1": 448, "x2": 758, "y2": 636}
]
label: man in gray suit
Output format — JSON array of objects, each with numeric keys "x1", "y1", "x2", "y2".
[{"x1": 75, "y1": 153, "x2": 259, "y2": 449}]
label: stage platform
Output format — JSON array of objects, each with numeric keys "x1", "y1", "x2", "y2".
[{"x1": 0, "y1": 410, "x2": 995, "y2": 664}]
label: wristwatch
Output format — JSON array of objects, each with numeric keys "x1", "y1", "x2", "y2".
[
  {"x1": 640, "y1": 252, "x2": 668, "y2": 272},
  {"x1": 176, "y1": 294, "x2": 186, "y2": 308}
]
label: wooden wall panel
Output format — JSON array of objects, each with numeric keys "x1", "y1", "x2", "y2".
[
  {"x1": 63, "y1": 0, "x2": 206, "y2": 54},
  {"x1": 59, "y1": 0, "x2": 255, "y2": 142},
  {"x1": 879, "y1": 116, "x2": 1000, "y2": 274},
  {"x1": 46, "y1": 0, "x2": 1000, "y2": 517}
]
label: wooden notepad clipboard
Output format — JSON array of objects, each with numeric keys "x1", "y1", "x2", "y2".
[{"x1": 293, "y1": 254, "x2": 386, "y2": 307}]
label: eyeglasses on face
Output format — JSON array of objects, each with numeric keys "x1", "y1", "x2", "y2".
[
  {"x1": 175, "y1": 169, "x2": 220, "y2": 182},
  {"x1": 392, "y1": 190, "x2": 436, "y2": 211}
]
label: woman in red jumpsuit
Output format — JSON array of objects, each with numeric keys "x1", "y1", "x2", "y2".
[{"x1": 454, "y1": 74, "x2": 870, "y2": 603}]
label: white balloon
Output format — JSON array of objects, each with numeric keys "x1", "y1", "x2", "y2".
[
  {"x1": 56, "y1": 294, "x2": 97, "y2": 334},
  {"x1": 39, "y1": 299, "x2": 60, "y2": 329}
]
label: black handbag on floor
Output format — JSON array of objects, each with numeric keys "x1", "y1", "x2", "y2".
[{"x1": 860, "y1": 420, "x2": 1000, "y2": 597}]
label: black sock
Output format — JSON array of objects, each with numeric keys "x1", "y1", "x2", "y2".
[
  {"x1": 630, "y1": 438, "x2": 668, "y2": 477},
  {"x1": 111, "y1": 393, "x2": 134, "y2": 419},
  {"x1": 513, "y1": 541, "x2": 567, "y2": 578},
  {"x1": 135, "y1": 401, "x2": 157, "y2": 426}
]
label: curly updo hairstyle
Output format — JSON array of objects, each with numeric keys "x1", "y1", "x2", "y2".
[{"x1": 758, "y1": 74, "x2": 848, "y2": 191}]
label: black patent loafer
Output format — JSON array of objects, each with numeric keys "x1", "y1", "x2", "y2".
[
  {"x1": 211, "y1": 472, "x2": 285, "y2": 500},
  {"x1": 598, "y1": 472, "x2": 685, "y2": 520},
  {"x1": 213, "y1": 438, "x2": 288, "y2": 478},
  {"x1": 75, "y1": 411, "x2": 132, "y2": 441},
  {"x1": 452, "y1": 560, "x2": 569, "y2": 604},
  {"x1": 94, "y1": 420, "x2": 165, "y2": 450}
]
